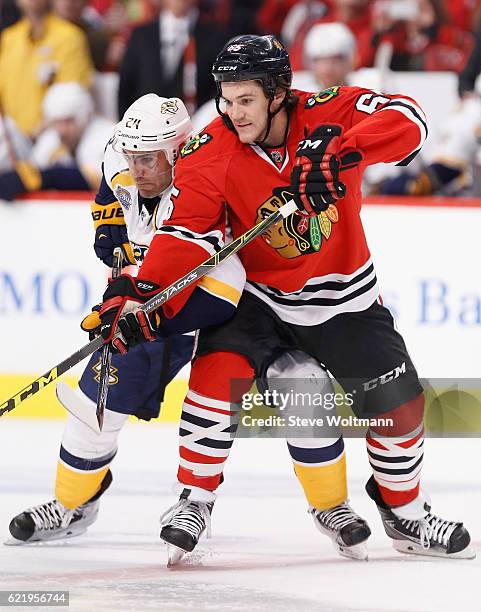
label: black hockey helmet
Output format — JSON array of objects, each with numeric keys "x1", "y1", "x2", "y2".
[{"x1": 212, "y1": 34, "x2": 292, "y2": 98}]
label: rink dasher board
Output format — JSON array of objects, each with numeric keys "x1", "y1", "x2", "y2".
[{"x1": 1, "y1": 194, "x2": 481, "y2": 419}]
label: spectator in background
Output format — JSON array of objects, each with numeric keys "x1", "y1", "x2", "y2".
[
  {"x1": 459, "y1": 17, "x2": 481, "y2": 99},
  {"x1": 283, "y1": 0, "x2": 372, "y2": 70},
  {"x1": 358, "y1": 0, "x2": 474, "y2": 71},
  {"x1": 89, "y1": 0, "x2": 160, "y2": 70},
  {"x1": 256, "y1": 0, "x2": 300, "y2": 38},
  {"x1": 53, "y1": 0, "x2": 110, "y2": 70},
  {"x1": 293, "y1": 21, "x2": 356, "y2": 90},
  {"x1": 283, "y1": 0, "x2": 475, "y2": 73},
  {"x1": 0, "y1": 0, "x2": 21, "y2": 30},
  {"x1": 0, "y1": 0, "x2": 93, "y2": 139},
  {"x1": 379, "y1": 96, "x2": 481, "y2": 196},
  {"x1": 117, "y1": 0, "x2": 231, "y2": 117},
  {"x1": 0, "y1": 116, "x2": 32, "y2": 172},
  {"x1": 379, "y1": 14, "x2": 481, "y2": 197},
  {"x1": 445, "y1": 0, "x2": 481, "y2": 32},
  {"x1": 0, "y1": 82, "x2": 114, "y2": 201}
]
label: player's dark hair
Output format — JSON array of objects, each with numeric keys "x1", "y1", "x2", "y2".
[{"x1": 212, "y1": 34, "x2": 296, "y2": 142}]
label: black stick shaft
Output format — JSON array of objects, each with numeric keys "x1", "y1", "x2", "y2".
[{"x1": 96, "y1": 248, "x2": 123, "y2": 430}]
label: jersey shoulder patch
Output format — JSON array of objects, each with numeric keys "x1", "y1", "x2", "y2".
[
  {"x1": 178, "y1": 116, "x2": 238, "y2": 165},
  {"x1": 304, "y1": 86, "x2": 341, "y2": 109},
  {"x1": 180, "y1": 132, "x2": 214, "y2": 158}
]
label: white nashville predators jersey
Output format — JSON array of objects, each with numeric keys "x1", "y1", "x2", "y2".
[{"x1": 102, "y1": 141, "x2": 246, "y2": 310}]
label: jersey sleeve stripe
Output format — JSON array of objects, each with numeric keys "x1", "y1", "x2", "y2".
[
  {"x1": 382, "y1": 98, "x2": 428, "y2": 124},
  {"x1": 379, "y1": 100, "x2": 428, "y2": 164},
  {"x1": 157, "y1": 225, "x2": 224, "y2": 256},
  {"x1": 198, "y1": 275, "x2": 242, "y2": 307},
  {"x1": 111, "y1": 171, "x2": 136, "y2": 189}
]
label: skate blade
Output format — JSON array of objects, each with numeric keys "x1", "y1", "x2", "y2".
[
  {"x1": 336, "y1": 541, "x2": 368, "y2": 561},
  {"x1": 56, "y1": 382, "x2": 101, "y2": 435},
  {"x1": 313, "y1": 521, "x2": 370, "y2": 561},
  {"x1": 4, "y1": 527, "x2": 87, "y2": 547},
  {"x1": 4, "y1": 536, "x2": 27, "y2": 546},
  {"x1": 393, "y1": 540, "x2": 477, "y2": 559},
  {"x1": 166, "y1": 544, "x2": 186, "y2": 567}
]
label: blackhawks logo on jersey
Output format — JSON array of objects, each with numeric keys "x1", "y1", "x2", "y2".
[
  {"x1": 180, "y1": 133, "x2": 212, "y2": 158},
  {"x1": 305, "y1": 86, "x2": 340, "y2": 109},
  {"x1": 255, "y1": 188, "x2": 339, "y2": 259}
]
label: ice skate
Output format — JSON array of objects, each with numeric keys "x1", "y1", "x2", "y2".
[
  {"x1": 5, "y1": 470, "x2": 112, "y2": 545},
  {"x1": 160, "y1": 487, "x2": 215, "y2": 566},
  {"x1": 6, "y1": 498, "x2": 99, "y2": 545},
  {"x1": 309, "y1": 501, "x2": 371, "y2": 560},
  {"x1": 366, "y1": 476, "x2": 475, "y2": 559}
]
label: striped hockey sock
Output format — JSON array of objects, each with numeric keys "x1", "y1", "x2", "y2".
[
  {"x1": 366, "y1": 394, "x2": 425, "y2": 507},
  {"x1": 177, "y1": 351, "x2": 254, "y2": 492}
]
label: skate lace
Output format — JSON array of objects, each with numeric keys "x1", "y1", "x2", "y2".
[
  {"x1": 28, "y1": 500, "x2": 74, "y2": 532},
  {"x1": 314, "y1": 502, "x2": 361, "y2": 532},
  {"x1": 160, "y1": 500, "x2": 212, "y2": 540},
  {"x1": 400, "y1": 514, "x2": 459, "y2": 550}
]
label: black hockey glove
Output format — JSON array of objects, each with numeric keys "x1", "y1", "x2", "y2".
[
  {"x1": 91, "y1": 200, "x2": 136, "y2": 267},
  {"x1": 291, "y1": 124, "x2": 361, "y2": 216},
  {"x1": 98, "y1": 274, "x2": 161, "y2": 354}
]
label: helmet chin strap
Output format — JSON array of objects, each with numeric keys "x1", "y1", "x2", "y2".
[{"x1": 255, "y1": 93, "x2": 288, "y2": 146}]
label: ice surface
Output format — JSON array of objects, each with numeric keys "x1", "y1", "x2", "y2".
[{"x1": 1, "y1": 419, "x2": 480, "y2": 612}]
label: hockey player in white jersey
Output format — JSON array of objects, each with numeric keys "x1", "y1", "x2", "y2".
[
  {"x1": 6, "y1": 93, "x2": 245, "y2": 546},
  {"x1": 7, "y1": 94, "x2": 371, "y2": 564}
]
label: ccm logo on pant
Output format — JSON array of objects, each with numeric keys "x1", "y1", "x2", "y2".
[{"x1": 363, "y1": 362, "x2": 406, "y2": 392}]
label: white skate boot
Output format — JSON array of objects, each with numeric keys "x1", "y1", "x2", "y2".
[
  {"x1": 5, "y1": 471, "x2": 112, "y2": 545},
  {"x1": 160, "y1": 487, "x2": 215, "y2": 566},
  {"x1": 310, "y1": 501, "x2": 371, "y2": 560},
  {"x1": 366, "y1": 476, "x2": 475, "y2": 559}
]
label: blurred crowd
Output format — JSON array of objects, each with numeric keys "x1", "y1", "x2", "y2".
[{"x1": 1, "y1": 0, "x2": 481, "y2": 199}]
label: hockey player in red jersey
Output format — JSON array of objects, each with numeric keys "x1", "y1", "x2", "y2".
[{"x1": 94, "y1": 35, "x2": 475, "y2": 560}]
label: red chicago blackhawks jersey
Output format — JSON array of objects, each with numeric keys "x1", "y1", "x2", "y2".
[{"x1": 140, "y1": 86, "x2": 427, "y2": 325}]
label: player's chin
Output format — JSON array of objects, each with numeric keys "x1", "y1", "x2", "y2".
[
  {"x1": 138, "y1": 185, "x2": 156, "y2": 198},
  {"x1": 234, "y1": 125, "x2": 256, "y2": 143}
]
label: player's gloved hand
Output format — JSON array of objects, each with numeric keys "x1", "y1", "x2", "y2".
[
  {"x1": 291, "y1": 124, "x2": 361, "y2": 216},
  {"x1": 80, "y1": 304, "x2": 102, "y2": 340},
  {"x1": 98, "y1": 274, "x2": 161, "y2": 354},
  {"x1": 91, "y1": 200, "x2": 136, "y2": 267}
]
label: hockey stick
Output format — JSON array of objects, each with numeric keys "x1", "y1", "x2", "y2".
[
  {"x1": 96, "y1": 247, "x2": 123, "y2": 430},
  {"x1": 0, "y1": 199, "x2": 297, "y2": 419}
]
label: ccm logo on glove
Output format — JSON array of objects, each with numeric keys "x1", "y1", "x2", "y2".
[
  {"x1": 98, "y1": 274, "x2": 162, "y2": 354},
  {"x1": 291, "y1": 124, "x2": 362, "y2": 217}
]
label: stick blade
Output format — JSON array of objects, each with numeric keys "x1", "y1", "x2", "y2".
[{"x1": 56, "y1": 382, "x2": 101, "y2": 435}]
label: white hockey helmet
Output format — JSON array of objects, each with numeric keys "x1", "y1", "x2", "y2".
[
  {"x1": 43, "y1": 82, "x2": 94, "y2": 126},
  {"x1": 304, "y1": 22, "x2": 356, "y2": 61},
  {"x1": 114, "y1": 94, "x2": 192, "y2": 164}
]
